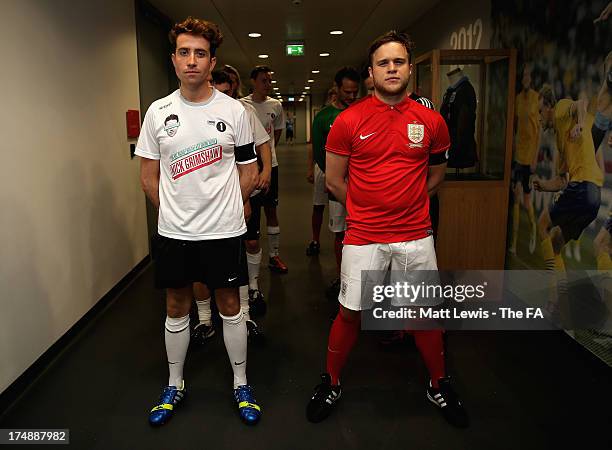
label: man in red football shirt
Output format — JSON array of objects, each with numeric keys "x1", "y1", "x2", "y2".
[{"x1": 306, "y1": 31, "x2": 468, "y2": 428}]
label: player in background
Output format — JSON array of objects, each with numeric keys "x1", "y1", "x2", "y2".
[
  {"x1": 242, "y1": 68, "x2": 289, "y2": 313},
  {"x1": 509, "y1": 64, "x2": 540, "y2": 256},
  {"x1": 533, "y1": 85, "x2": 603, "y2": 317}
]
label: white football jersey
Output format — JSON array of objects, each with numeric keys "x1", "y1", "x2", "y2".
[
  {"x1": 136, "y1": 89, "x2": 256, "y2": 240},
  {"x1": 241, "y1": 95, "x2": 285, "y2": 167}
]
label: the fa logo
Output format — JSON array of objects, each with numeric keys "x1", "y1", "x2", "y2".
[{"x1": 407, "y1": 123, "x2": 424, "y2": 144}]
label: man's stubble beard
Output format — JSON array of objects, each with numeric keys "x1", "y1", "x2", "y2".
[{"x1": 373, "y1": 77, "x2": 410, "y2": 97}]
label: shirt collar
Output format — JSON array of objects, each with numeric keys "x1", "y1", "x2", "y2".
[{"x1": 370, "y1": 93, "x2": 413, "y2": 112}]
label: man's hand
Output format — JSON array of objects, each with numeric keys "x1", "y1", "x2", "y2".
[
  {"x1": 244, "y1": 199, "x2": 252, "y2": 223},
  {"x1": 533, "y1": 176, "x2": 564, "y2": 192},
  {"x1": 570, "y1": 123, "x2": 583, "y2": 141},
  {"x1": 307, "y1": 167, "x2": 314, "y2": 184},
  {"x1": 532, "y1": 176, "x2": 546, "y2": 192},
  {"x1": 257, "y1": 168, "x2": 271, "y2": 192}
]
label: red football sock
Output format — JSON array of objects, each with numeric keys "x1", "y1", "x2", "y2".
[
  {"x1": 326, "y1": 311, "x2": 360, "y2": 385},
  {"x1": 312, "y1": 205, "x2": 324, "y2": 242},
  {"x1": 334, "y1": 232, "x2": 344, "y2": 275},
  {"x1": 414, "y1": 330, "x2": 445, "y2": 388}
]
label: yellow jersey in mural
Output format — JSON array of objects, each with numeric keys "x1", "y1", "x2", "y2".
[
  {"x1": 554, "y1": 99, "x2": 603, "y2": 187},
  {"x1": 514, "y1": 89, "x2": 540, "y2": 166}
]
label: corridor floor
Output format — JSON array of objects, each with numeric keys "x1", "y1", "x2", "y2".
[{"x1": 1, "y1": 144, "x2": 610, "y2": 450}]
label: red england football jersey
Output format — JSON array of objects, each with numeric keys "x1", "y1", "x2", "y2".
[{"x1": 326, "y1": 94, "x2": 450, "y2": 245}]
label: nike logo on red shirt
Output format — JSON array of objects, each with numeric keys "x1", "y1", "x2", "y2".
[{"x1": 359, "y1": 132, "x2": 376, "y2": 140}]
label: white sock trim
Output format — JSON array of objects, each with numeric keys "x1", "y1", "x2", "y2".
[
  {"x1": 246, "y1": 249, "x2": 262, "y2": 264},
  {"x1": 267, "y1": 226, "x2": 280, "y2": 234},
  {"x1": 219, "y1": 309, "x2": 244, "y2": 325},
  {"x1": 165, "y1": 315, "x2": 190, "y2": 333}
]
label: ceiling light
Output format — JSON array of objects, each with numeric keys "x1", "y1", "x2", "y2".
[
  {"x1": 299, "y1": 98, "x2": 304, "y2": 102},
  {"x1": 271, "y1": 80, "x2": 277, "y2": 84},
  {"x1": 258, "y1": 54, "x2": 269, "y2": 59},
  {"x1": 270, "y1": 71, "x2": 274, "y2": 74},
  {"x1": 311, "y1": 70, "x2": 320, "y2": 74},
  {"x1": 319, "y1": 52, "x2": 330, "y2": 57},
  {"x1": 308, "y1": 79, "x2": 314, "y2": 83},
  {"x1": 305, "y1": 86, "x2": 310, "y2": 90},
  {"x1": 273, "y1": 87, "x2": 279, "y2": 90},
  {"x1": 248, "y1": 32, "x2": 262, "y2": 38},
  {"x1": 329, "y1": 30, "x2": 343, "y2": 35}
]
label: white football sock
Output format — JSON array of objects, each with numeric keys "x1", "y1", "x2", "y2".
[
  {"x1": 246, "y1": 249, "x2": 262, "y2": 291},
  {"x1": 195, "y1": 297, "x2": 212, "y2": 326},
  {"x1": 239, "y1": 285, "x2": 251, "y2": 321},
  {"x1": 220, "y1": 309, "x2": 248, "y2": 388},
  {"x1": 267, "y1": 226, "x2": 280, "y2": 257},
  {"x1": 165, "y1": 315, "x2": 190, "y2": 388}
]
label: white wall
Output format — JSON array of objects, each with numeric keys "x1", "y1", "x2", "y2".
[{"x1": 0, "y1": 0, "x2": 148, "y2": 393}]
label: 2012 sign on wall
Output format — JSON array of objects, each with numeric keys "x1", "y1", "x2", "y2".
[{"x1": 450, "y1": 19, "x2": 483, "y2": 50}]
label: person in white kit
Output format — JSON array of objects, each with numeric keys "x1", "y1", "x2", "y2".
[
  {"x1": 190, "y1": 69, "x2": 271, "y2": 344},
  {"x1": 223, "y1": 64, "x2": 274, "y2": 315},
  {"x1": 241, "y1": 67, "x2": 289, "y2": 309},
  {"x1": 136, "y1": 16, "x2": 262, "y2": 427}
]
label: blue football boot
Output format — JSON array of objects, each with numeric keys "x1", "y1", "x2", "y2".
[
  {"x1": 148, "y1": 381, "x2": 186, "y2": 427},
  {"x1": 234, "y1": 385, "x2": 262, "y2": 425}
]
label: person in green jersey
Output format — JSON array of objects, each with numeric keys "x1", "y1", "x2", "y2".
[{"x1": 306, "y1": 67, "x2": 360, "y2": 295}]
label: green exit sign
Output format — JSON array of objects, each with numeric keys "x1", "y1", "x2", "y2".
[{"x1": 286, "y1": 44, "x2": 304, "y2": 56}]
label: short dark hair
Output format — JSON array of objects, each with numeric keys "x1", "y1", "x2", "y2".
[
  {"x1": 250, "y1": 65, "x2": 271, "y2": 80},
  {"x1": 169, "y1": 17, "x2": 223, "y2": 57},
  {"x1": 360, "y1": 66, "x2": 371, "y2": 80},
  {"x1": 367, "y1": 30, "x2": 414, "y2": 66},
  {"x1": 539, "y1": 84, "x2": 557, "y2": 107},
  {"x1": 164, "y1": 114, "x2": 179, "y2": 125},
  {"x1": 222, "y1": 65, "x2": 242, "y2": 97},
  {"x1": 334, "y1": 66, "x2": 360, "y2": 88},
  {"x1": 211, "y1": 70, "x2": 231, "y2": 85}
]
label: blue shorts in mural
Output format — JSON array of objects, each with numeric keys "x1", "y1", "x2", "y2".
[{"x1": 549, "y1": 181, "x2": 601, "y2": 242}]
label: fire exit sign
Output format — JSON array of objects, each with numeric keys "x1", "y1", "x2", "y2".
[{"x1": 286, "y1": 44, "x2": 304, "y2": 56}]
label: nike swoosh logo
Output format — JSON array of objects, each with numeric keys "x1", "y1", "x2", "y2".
[
  {"x1": 234, "y1": 360, "x2": 245, "y2": 366},
  {"x1": 228, "y1": 277, "x2": 238, "y2": 282},
  {"x1": 360, "y1": 132, "x2": 376, "y2": 140}
]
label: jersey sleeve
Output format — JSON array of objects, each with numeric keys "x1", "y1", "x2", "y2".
[
  {"x1": 273, "y1": 103, "x2": 285, "y2": 130},
  {"x1": 554, "y1": 99, "x2": 572, "y2": 131},
  {"x1": 311, "y1": 112, "x2": 325, "y2": 156},
  {"x1": 135, "y1": 106, "x2": 161, "y2": 160},
  {"x1": 325, "y1": 113, "x2": 352, "y2": 156},
  {"x1": 248, "y1": 108, "x2": 270, "y2": 147},
  {"x1": 430, "y1": 114, "x2": 451, "y2": 154},
  {"x1": 234, "y1": 107, "x2": 257, "y2": 165}
]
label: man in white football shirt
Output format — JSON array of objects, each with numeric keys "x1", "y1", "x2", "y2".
[
  {"x1": 242, "y1": 67, "x2": 288, "y2": 308},
  {"x1": 136, "y1": 17, "x2": 261, "y2": 427}
]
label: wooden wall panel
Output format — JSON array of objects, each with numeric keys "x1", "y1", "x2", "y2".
[{"x1": 436, "y1": 182, "x2": 510, "y2": 269}]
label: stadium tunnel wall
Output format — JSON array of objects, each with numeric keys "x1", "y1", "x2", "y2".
[
  {"x1": 408, "y1": 0, "x2": 612, "y2": 365},
  {"x1": 0, "y1": 0, "x2": 149, "y2": 394}
]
